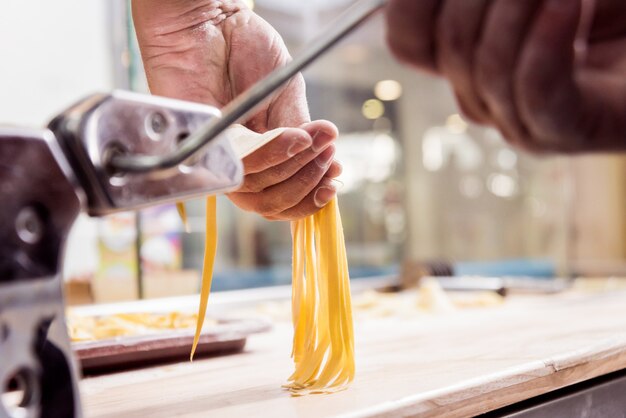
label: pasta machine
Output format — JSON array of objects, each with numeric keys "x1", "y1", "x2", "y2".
[
  {"x1": 0, "y1": 1, "x2": 385, "y2": 417},
  {"x1": 0, "y1": 92, "x2": 243, "y2": 418}
]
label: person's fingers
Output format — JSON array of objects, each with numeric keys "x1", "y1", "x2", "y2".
[
  {"x1": 240, "y1": 128, "x2": 312, "y2": 175},
  {"x1": 263, "y1": 177, "x2": 339, "y2": 221},
  {"x1": 228, "y1": 145, "x2": 336, "y2": 217},
  {"x1": 325, "y1": 161, "x2": 343, "y2": 180},
  {"x1": 238, "y1": 120, "x2": 337, "y2": 191},
  {"x1": 385, "y1": 0, "x2": 441, "y2": 73},
  {"x1": 516, "y1": 0, "x2": 584, "y2": 151},
  {"x1": 436, "y1": 0, "x2": 491, "y2": 124},
  {"x1": 299, "y1": 120, "x2": 339, "y2": 152},
  {"x1": 238, "y1": 128, "x2": 336, "y2": 192},
  {"x1": 232, "y1": 161, "x2": 342, "y2": 220},
  {"x1": 473, "y1": 0, "x2": 543, "y2": 149},
  {"x1": 588, "y1": 0, "x2": 626, "y2": 41}
]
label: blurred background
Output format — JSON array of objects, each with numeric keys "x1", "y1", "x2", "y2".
[{"x1": 2, "y1": 0, "x2": 625, "y2": 305}]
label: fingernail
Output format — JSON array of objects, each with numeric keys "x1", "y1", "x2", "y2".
[
  {"x1": 331, "y1": 160, "x2": 343, "y2": 175},
  {"x1": 314, "y1": 185, "x2": 336, "y2": 208},
  {"x1": 330, "y1": 178, "x2": 344, "y2": 191},
  {"x1": 315, "y1": 145, "x2": 335, "y2": 169},
  {"x1": 312, "y1": 130, "x2": 334, "y2": 152},
  {"x1": 287, "y1": 137, "x2": 312, "y2": 157}
]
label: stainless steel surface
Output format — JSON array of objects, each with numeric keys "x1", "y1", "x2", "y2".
[
  {"x1": 0, "y1": 88, "x2": 254, "y2": 417},
  {"x1": 0, "y1": 128, "x2": 83, "y2": 281},
  {"x1": 49, "y1": 90, "x2": 243, "y2": 216},
  {"x1": 15, "y1": 207, "x2": 44, "y2": 246},
  {"x1": 109, "y1": 0, "x2": 387, "y2": 173},
  {"x1": 0, "y1": 128, "x2": 83, "y2": 418}
]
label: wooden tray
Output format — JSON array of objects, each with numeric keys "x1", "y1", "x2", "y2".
[{"x1": 73, "y1": 317, "x2": 271, "y2": 374}]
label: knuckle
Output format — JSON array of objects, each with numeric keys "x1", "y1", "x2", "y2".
[
  {"x1": 268, "y1": 164, "x2": 292, "y2": 182},
  {"x1": 453, "y1": 92, "x2": 489, "y2": 125},
  {"x1": 386, "y1": 37, "x2": 412, "y2": 64},
  {"x1": 475, "y1": 45, "x2": 510, "y2": 99},
  {"x1": 474, "y1": 51, "x2": 497, "y2": 87},
  {"x1": 516, "y1": 78, "x2": 573, "y2": 145},
  {"x1": 293, "y1": 170, "x2": 321, "y2": 194},
  {"x1": 516, "y1": 65, "x2": 547, "y2": 109},
  {"x1": 437, "y1": 24, "x2": 467, "y2": 62},
  {"x1": 258, "y1": 153, "x2": 279, "y2": 170},
  {"x1": 386, "y1": 33, "x2": 431, "y2": 69},
  {"x1": 248, "y1": 150, "x2": 283, "y2": 173},
  {"x1": 228, "y1": 194, "x2": 254, "y2": 213},
  {"x1": 278, "y1": 205, "x2": 310, "y2": 221},
  {"x1": 289, "y1": 151, "x2": 310, "y2": 170},
  {"x1": 241, "y1": 176, "x2": 265, "y2": 193},
  {"x1": 254, "y1": 197, "x2": 281, "y2": 217}
]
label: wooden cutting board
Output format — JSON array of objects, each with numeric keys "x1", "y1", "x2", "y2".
[{"x1": 80, "y1": 289, "x2": 626, "y2": 417}]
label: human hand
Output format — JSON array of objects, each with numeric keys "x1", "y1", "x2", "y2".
[
  {"x1": 386, "y1": 0, "x2": 626, "y2": 153},
  {"x1": 132, "y1": 0, "x2": 341, "y2": 219}
]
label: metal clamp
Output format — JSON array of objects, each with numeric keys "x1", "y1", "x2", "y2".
[{"x1": 49, "y1": 91, "x2": 244, "y2": 216}]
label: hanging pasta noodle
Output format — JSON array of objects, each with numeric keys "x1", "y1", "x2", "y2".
[
  {"x1": 284, "y1": 197, "x2": 354, "y2": 395},
  {"x1": 176, "y1": 202, "x2": 190, "y2": 233},
  {"x1": 190, "y1": 126, "x2": 355, "y2": 394},
  {"x1": 190, "y1": 196, "x2": 217, "y2": 360}
]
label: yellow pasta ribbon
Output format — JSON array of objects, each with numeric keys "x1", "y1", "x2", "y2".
[
  {"x1": 176, "y1": 202, "x2": 190, "y2": 233},
  {"x1": 190, "y1": 196, "x2": 217, "y2": 361},
  {"x1": 284, "y1": 197, "x2": 355, "y2": 395},
  {"x1": 191, "y1": 196, "x2": 354, "y2": 393},
  {"x1": 189, "y1": 125, "x2": 354, "y2": 394}
]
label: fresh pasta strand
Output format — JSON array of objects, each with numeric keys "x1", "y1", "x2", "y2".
[
  {"x1": 176, "y1": 202, "x2": 190, "y2": 233},
  {"x1": 190, "y1": 195, "x2": 355, "y2": 394},
  {"x1": 190, "y1": 195, "x2": 217, "y2": 361},
  {"x1": 284, "y1": 197, "x2": 355, "y2": 395},
  {"x1": 189, "y1": 125, "x2": 354, "y2": 394}
]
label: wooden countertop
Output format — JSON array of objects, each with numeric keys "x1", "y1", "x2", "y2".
[{"x1": 80, "y1": 289, "x2": 626, "y2": 417}]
